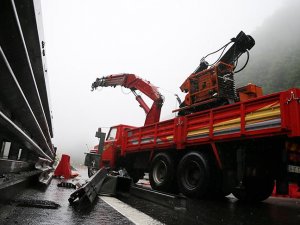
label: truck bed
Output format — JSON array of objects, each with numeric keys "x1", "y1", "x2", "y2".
[{"x1": 122, "y1": 88, "x2": 300, "y2": 155}]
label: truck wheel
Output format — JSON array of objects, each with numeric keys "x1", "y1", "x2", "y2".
[
  {"x1": 232, "y1": 177, "x2": 274, "y2": 202},
  {"x1": 149, "y1": 153, "x2": 176, "y2": 192},
  {"x1": 177, "y1": 152, "x2": 211, "y2": 198}
]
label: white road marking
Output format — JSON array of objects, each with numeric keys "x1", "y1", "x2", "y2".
[{"x1": 100, "y1": 196, "x2": 164, "y2": 225}]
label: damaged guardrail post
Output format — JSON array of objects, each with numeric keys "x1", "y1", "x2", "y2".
[
  {"x1": 68, "y1": 168, "x2": 132, "y2": 207},
  {"x1": 35, "y1": 157, "x2": 54, "y2": 186},
  {"x1": 68, "y1": 168, "x2": 108, "y2": 206}
]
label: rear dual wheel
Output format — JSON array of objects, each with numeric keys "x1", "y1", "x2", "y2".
[
  {"x1": 177, "y1": 152, "x2": 211, "y2": 198},
  {"x1": 150, "y1": 151, "x2": 274, "y2": 201},
  {"x1": 149, "y1": 153, "x2": 177, "y2": 193},
  {"x1": 150, "y1": 151, "x2": 213, "y2": 198}
]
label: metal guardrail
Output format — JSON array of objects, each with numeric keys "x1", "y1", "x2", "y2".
[{"x1": 0, "y1": 0, "x2": 54, "y2": 163}]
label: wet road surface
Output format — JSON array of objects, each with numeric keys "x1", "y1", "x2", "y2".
[
  {"x1": 118, "y1": 191, "x2": 300, "y2": 225},
  {"x1": 0, "y1": 168, "x2": 300, "y2": 225},
  {"x1": 0, "y1": 169, "x2": 134, "y2": 225}
]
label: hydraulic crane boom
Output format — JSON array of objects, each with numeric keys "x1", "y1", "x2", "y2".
[{"x1": 91, "y1": 74, "x2": 164, "y2": 126}]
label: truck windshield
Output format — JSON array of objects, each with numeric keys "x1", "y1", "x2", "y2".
[{"x1": 107, "y1": 128, "x2": 117, "y2": 140}]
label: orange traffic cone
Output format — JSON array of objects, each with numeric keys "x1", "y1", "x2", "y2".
[{"x1": 54, "y1": 154, "x2": 72, "y2": 179}]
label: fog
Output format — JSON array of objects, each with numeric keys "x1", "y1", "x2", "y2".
[
  {"x1": 236, "y1": 0, "x2": 300, "y2": 93},
  {"x1": 41, "y1": 0, "x2": 288, "y2": 164}
]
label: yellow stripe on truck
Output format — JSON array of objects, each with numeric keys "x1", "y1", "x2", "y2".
[
  {"x1": 186, "y1": 101, "x2": 281, "y2": 138},
  {"x1": 245, "y1": 103, "x2": 280, "y2": 125}
]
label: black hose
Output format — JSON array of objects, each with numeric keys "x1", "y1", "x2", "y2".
[
  {"x1": 209, "y1": 42, "x2": 231, "y2": 66},
  {"x1": 234, "y1": 50, "x2": 250, "y2": 73},
  {"x1": 201, "y1": 41, "x2": 233, "y2": 62}
]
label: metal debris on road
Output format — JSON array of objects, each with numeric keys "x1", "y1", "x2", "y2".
[{"x1": 13, "y1": 199, "x2": 60, "y2": 209}]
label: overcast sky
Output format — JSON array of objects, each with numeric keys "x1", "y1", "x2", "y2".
[{"x1": 41, "y1": 0, "x2": 287, "y2": 163}]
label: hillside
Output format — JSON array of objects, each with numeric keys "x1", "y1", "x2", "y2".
[{"x1": 236, "y1": 0, "x2": 300, "y2": 94}]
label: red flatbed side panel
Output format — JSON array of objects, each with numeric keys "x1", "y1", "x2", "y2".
[
  {"x1": 124, "y1": 119, "x2": 175, "y2": 152},
  {"x1": 184, "y1": 92, "x2": 283, "y2": 145},
  {"x1": 123, "y1": 88, "x2": 300, "y2": 153}
]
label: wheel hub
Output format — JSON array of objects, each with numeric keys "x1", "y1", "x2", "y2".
[
  {"x1": 184, "y1": 160, "x2": 202, "y2": 189},
  {"x1": 153, "y1": 160, "x2": 167, "y2": 184}
]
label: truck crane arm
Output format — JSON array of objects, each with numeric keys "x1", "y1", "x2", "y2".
[
  {"x1": 178, "y1": 31, "x2": 255, "y2": 114},
  {"x1": 193, "y1": 31, "x2": 255, "y2": 74},
  {"x1": 91, "y1": 73, "x2": 164, "y2": 126}
]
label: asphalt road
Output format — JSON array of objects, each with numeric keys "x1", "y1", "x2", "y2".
[
  {"x1": 0, "y1": 168, "x2": 135, "y2": 225},
  {"x1": 0, "y1": 168, "x2": 299, "y2": 225},
  {"x1": 118, "y1": 189, "x2": 300, "y2": 225}
]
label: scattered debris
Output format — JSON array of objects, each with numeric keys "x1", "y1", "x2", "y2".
[
  {"x1": 35, "y1": 157, "x2": 52, "y2": 172},
  {"x1": 38, "y1": 171, "x2": 53, "y2": 186},
  {"x1": 0, "y1": 174, "x2": 9, "y2": 183},
  {"x1": 57, "y1": 181, "x2": 76, "y2": 189},
  {"x1": 13, "y1": 199, "x2": 60, "y2": 209}
]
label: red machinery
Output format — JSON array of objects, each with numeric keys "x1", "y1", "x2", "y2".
[
  {"x1": 178, "y1": 31, "x2": 255, "y2": 115},
  {"x1": 91, "y1": 74, "x2": 164, "y2": 126}
]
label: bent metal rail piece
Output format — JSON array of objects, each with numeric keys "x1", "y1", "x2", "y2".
[
  {"x1": 68, "y1": 168, "x2": 109, "y2": 206},
  {"x1": 0, "y1": 0, "x2": 55, "y2": 174},
  {"x1": 128, "y1": 185, "x2": 187, "y2": 210},
  {"x1": 69, "y1": 168, "x2": 132, "y2": 207}
]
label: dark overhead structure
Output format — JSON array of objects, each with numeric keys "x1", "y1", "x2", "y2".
[{"x1": 0, "y1": 0, "x2": 55, "y2": 170}]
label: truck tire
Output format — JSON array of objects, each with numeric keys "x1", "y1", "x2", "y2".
[
  {"x1": 177, "y1": 151, "x2": 211, "y2": 198},
  {"x1": 149, "y1": 153, "x2": 176, "y2": 192},
  {"x1": 232, "y1": 177, "x2": 274, "y2": 202}
]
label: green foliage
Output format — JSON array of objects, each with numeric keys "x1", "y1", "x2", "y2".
[{"x1": 235, "y1": 0, "x2": 300, "y2": 94}]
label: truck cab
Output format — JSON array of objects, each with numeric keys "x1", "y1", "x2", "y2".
[{"x1": 84, "y1": 124, "x2": 135, "y2": 177}]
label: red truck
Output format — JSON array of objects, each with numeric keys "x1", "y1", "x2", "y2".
[{"x1": 85, "y1": 32, "x2": 300, "y2": 202}]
